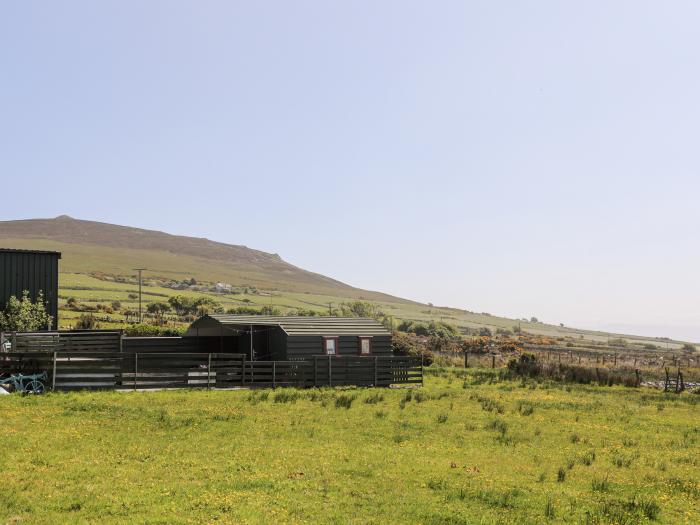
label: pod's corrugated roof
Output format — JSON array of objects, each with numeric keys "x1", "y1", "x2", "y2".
[{"x1": 199, "y1": 314, "x2": 390, "y2": 336}]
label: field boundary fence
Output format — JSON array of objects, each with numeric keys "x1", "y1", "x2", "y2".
[{"x1": 0, "y1": 352, "x2": 422, "y2": 391}]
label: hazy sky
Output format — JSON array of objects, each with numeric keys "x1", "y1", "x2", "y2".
[{"x1": 2, "y1": 1, "x2": 700, "y2": 340}]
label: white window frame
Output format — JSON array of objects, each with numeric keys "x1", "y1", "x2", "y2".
[
  {"x1": 358, "y1": 336, "x2": 372, "y2": 355},
  {"x1": 323, "y1": 336, "x2": 339, "y2": 355}
]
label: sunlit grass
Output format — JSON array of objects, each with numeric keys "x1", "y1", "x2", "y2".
[{"x1": 1, "y1": 367, "x2": 697, "y2": 524}]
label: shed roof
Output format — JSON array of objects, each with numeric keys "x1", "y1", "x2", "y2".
[
  {"x1": 0, "y1": 248, "x2": 62, "y2": 258},
  {"x1": 191, "y1": 314, "x2": 391, "y2": 336}
]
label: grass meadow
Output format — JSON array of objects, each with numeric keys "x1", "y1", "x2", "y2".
[{"x1": 1, "y1": 368, "x2": 698, "y2": 524}]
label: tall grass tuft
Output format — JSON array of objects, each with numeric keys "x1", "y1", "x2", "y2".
[
  {"x1": 544, "y1": 498, "x2": 555, "y2": 519},
  {"x1": 591, "y1": 477, "x2": 609, "y2": 492},
  {"x1": 273, "y1": 390, "x2": 301, "y2": 404},
  {"x1": 335, "y1": 393, "x2": 357, "y2": 409},
  {"x1": 364, "y1": 392, "x2": 384, "y2": 404},
  {"x1": 557, "y1": 467, "x2": 566, "y2": 482}
]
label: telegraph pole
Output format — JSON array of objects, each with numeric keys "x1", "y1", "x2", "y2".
[{"x1": 133, "y1": 268, "x2": 147, "y2": 323}]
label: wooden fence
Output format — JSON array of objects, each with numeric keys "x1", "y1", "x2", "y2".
[
  {"x1": 0, "y1": 352, "x2": 422, "y2": 391},
  {"x1": 6, "y1": 330, "x2": 123, "y2": 353}
]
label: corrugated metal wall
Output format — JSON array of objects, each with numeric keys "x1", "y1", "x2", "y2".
[{"x1": 0, "y1": 251, "x2": 60, "y2": 329}]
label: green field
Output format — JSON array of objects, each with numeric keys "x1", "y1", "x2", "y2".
[
  {"x1": 56, "y1": 272, "x2": 694, "y2": 352},
  {"x1": 2, "y1": 369, "x2": 698, "y2": 524}
]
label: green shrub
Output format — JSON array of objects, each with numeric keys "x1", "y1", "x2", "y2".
[
  {"x1": 75, "y1": 313, "x2": 99, "y2": 330},
  {"x1": 124, "y1": 324, "x2": 186, "y2": 337},
  {"x1": 0, "y1": 291, "x2": 53, "y2": 332}
]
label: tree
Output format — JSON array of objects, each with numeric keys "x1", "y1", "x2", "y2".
[
  {"x1": 146, "y1": 302, "x2": 171, "y2": 324},
  {"x1": 0, "y1": 291, "x2": 53, "y2": 332},
  {"x1": 339, "y1": 301, "x2": 379, "y2": 318},
  {"x1": 167, "y1": 295, "x2": 194, "y2": 316},
  {"x1": 128, "y1": 293, "x2": 138, "y2": 300},
  {"x1": 66, "y1": 297, "x2": 79, "y2": 310},
  {"x1": 681, "y1": 343, "x2": 696, "y2": 353},
  {"x1": 193, "y1": 297, "x2": 222, "y2": 316},
  {"x1": 111, "y1": 300, "x2": 121, "y2": 311}
]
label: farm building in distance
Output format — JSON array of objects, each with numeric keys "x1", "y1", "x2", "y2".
[
  {"x1": 185, "y1": 314, "x2": 393, "y2": 360},
  {"x1": 0, "y1": 248, "x2": 61, "y2": 329}
]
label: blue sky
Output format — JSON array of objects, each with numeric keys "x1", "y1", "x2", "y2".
[{"x1": 2, "y1": 1, "x2": 700, "y2": 340}]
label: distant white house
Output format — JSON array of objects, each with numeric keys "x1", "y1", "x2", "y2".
[{"x1": 215, "y1": 282, "x2": 232, "y2": 292}]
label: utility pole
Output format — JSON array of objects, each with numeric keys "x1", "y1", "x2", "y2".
[{"x1": 133, "y1": 268, "x2": 147, "y2": 323}]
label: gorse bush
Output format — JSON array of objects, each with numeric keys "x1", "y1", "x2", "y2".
[
  {"x1": 75, "y1": 313, "x2": 99, "y2": 330},
  {"x1": 506, "y1": 354, "x2": 641, "y2": 387},
  {"x1": 391, "y1": 331, "x2": 434, "y2": 365}
]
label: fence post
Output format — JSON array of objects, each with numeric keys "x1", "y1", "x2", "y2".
[
  {"x1": 241, "y1": 354, "x2": 246, "y2": 385},
  {"x1": 374, "y1": 356, "x2": 378, "y2": 386},
  {"x1": 11, "y1": 332, "x2": 16, "y2": 351},
  {"x1": 465, "y1": 351, "x2": 469, "y2": 368},
  {"x1": 207, "y1": 353, "x2": 212, "y2": 390},
  {"x1": 328, "y1": 355, "x2": 332, "y2": 387},
  {"x1": 421, "y1": 355, "x2": 424, "y2": 388},
  {"x1": 314, "y1": 356, "x2": 318, "y2": 387},
  {"x1": 134, "y1": 353, "x2": 138, "y2": 391},
  {"x1": 119, "y1": 330, "x2": 124, "y2": 353},
  {"x1": 272, "y1": 362, "x2": 276, "y2": 389},
  {"x1": 492, "y1": 354, "x2": 496, "y2": 369},
  {"x1": 52, "y1": 351, "x2": 57, "y2": 391}
]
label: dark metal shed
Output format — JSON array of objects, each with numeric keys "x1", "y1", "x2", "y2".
[
  {"x1": 0, "y1": 248, "x2": 61, "y2": 329},
  {"x1": 185, "y1": 315, "x2": 392, "y2": 361}
]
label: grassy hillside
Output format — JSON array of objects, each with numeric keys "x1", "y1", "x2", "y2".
[
  {"x1": 0, "y1": 216, "x2": 695, "y2": 349},
  {"x1": 2, "y1": 369, "x2": 698, "y2": 524},
  {"x1": 0, "y1": 216, "x2": 410, "y2": 302}
]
